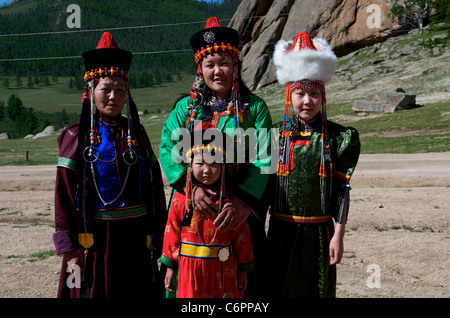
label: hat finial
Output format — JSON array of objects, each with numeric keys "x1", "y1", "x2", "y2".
[
  {"x1": 205, "y1": 16, "x2": 222, "y2": 28},
  {"x1": 292, "y1": 32, "x2": 317, "y2": 52},
  {"x1": 96, "y1": 32, "x2": 119, "y2": 49}
]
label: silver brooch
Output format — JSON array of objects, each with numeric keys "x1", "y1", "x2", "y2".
[
  {"x1": 218, "y1": 247, "x2": 230, "y2": 262},
  {"x1": 203, "y1": 31, "x2": 215, "y2": 43}
]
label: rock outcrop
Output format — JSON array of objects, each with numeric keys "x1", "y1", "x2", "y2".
[
  {"x1": 352, "y1": 88, "x2": 420, "y2": 113},
  {"x1": 229, "y1": 0, "x2": 414, "y2": 90},
  {"x1": 32, "y1": 126, "x2": 55, "y2": 139}
]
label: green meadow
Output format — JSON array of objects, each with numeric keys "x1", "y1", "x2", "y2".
[
  {"x1": 1, "y1": 73, "x2": 449, "y2": 166},
  {"x1": 0, "y1": 75, "x2": 193, "y2": 165},
  {"x1": 0, "y1": 75, "x2": 194, "y2": 114}
]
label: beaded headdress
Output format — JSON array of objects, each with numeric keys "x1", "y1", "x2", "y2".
[
  {"x1": 183, "y1": 122, "x2": 228, "y2": 227},
  {"x1": 273, "y1": 32, "x2": 337, "y2": 213},
  {"x1": 82, "y1": 32, "x2": 131, "y2": 83},
  {"x1": 77, "y1": 32, "x2": 143, "y2": 262},
  {"x1": 81, "y1": 32, "x2": 136, "y2": 162},
  {"x1": 185, "y1": 17, "x2": 241, "y2": 132}
]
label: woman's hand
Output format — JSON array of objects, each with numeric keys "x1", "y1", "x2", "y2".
[
  {"x1": 214, "y1": 195, "x2": 251, "y2": 232},
  {"x1": 192, "y1": 185, "x2": 218, "y2": 220},
  {"x1": 65, "y1": 249, "x2": 83, "y2": 273}
]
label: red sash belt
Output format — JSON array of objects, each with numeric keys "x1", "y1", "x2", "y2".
[{"x1": 273, "y1": 212, "x2": 331, "y2": 223}]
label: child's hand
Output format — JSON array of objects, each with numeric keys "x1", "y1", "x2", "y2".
[
  {"x1": 238, "y1": 271, "x2": 248, "y2": 292},
  {"x1": 164, "y1": 267, "x2": 176, "y2": 293}
]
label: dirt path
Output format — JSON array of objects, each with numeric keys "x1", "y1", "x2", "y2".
[
  {"x1": 338, "y1": 153, "x2": 450, "y2": 298},
  {"x1": 0, "y1": 153, "x2": 449, "y2": 298}
]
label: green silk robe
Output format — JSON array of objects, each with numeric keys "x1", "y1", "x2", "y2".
[
  {"x1": 160, "y1": 94, "x2": 273, "y2": 207},
  {"x1": 267, "y1": 116, "x2": 360, "y2": 298},
  {"x1": 159, "y1": 94, "x2": 273, "y2": 297}
]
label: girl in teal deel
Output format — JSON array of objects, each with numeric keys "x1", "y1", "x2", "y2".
[{"x1": 266, "y1": 31, "x2": 361, "y2": 298}]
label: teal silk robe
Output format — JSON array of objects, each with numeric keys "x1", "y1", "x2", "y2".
[
  {"x1": 159, "y1": 94, "x2": 273, "y2": 297},
  {"x1": 159, "y1": 94, "x2": 273, "y2": 208},
  {"x1": 267, "y1": 116, "x2": 360, "y2": 298}
]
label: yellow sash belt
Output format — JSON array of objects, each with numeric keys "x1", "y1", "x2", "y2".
[{"x1": 180, "y1": 242, "x2": 232, "y2": 259}]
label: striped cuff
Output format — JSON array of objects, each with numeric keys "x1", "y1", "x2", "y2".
[
  {"x1": 159, "y1": 254, "x2": 178, "y2": 269},
  {"x1": 57, "y1": 157, "x2": 76, "y2": 171},
  {"x1": 238, "y1": 262, "x2": 255, "y2": 272}
]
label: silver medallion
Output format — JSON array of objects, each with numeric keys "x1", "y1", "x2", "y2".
[
  {"x1": 218, "y1": 247, "x2": 230, "y2": 262},
  {"x1": 203, "y1": 31, "x2": 215, "y2": 44}
]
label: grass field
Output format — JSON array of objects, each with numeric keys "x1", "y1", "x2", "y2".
[
  {"x1": 1, "y1": 83, "x2": 449, "y2": 166},
  {"x1": 344, "y1": 102, "x2": 450, "y2": 153},
  {"x1": 0, "y1": 75, "x2": 194, "y2": 114},
  {"x1": 1, "y1": 30, "x2": 450, "y2": 166}
]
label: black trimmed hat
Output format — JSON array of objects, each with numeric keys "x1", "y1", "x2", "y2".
[
  {"x1": 82, "y1": 32, "x2": 132, "y2": 82},
  {"x1": 189, "y1": 17, "x2": 239, "y2": 64}
]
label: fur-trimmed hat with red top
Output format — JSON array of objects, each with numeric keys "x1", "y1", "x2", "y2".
[
  {"x1": 274, "y1": 32, "x2": 338, "y2": 212},
  {"x1": 273, "y1": 32, "x2": 337, "y2": 86}
]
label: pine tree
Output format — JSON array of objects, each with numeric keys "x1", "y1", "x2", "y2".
[
  {"x1": 0, "y1": 100, "x2": 5, "y2": 121},
  {"x1": 16, "y1": 75, "x2": 22, "y2": 88},
  {"x1": 2, "y1": 77, "x2": 9, "y2": 89},
  {"x1": 15, "y1": 107, "x2": 38, "y2": 136},
  {"x1": 6, "y1": 94, "x2": 24, "y2": 122},
  {"x1": 27, "y1": 76, "x2": 34, "y2": 88}
]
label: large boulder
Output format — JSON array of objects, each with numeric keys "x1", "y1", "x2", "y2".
[
  {"x1": 230, "y1": 0, "x2": 288, "y2": 89},
  {"x1": 0, "y1": 132, "x2": 10, "y2": 140},
  {"x1": 229, "y1": 0, "x2": 415, "y2": 90},
  {"x1": 352, "y1": 88, "x2": 419, "y2": 113},
  {"x1": 33, "y1": 126, "x2": 55, "y2": 139}
]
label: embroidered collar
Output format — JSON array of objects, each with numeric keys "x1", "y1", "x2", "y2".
[
  {"x1": 98, "y1": 114, "x2": 126, "y2": 126},
  {"x1": 291, "y1": 112, "x2": 322, "y2": 132}
]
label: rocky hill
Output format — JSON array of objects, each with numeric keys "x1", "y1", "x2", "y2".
[
  {"x1": 229, "y1": 0, "x2": 434, "y2": 90},
  {"x1": 328, "y1": 27, "x2": 449, "y2": 107},
  {"x1": 256, "y1": 25, "x2": 449, "y2": 122}
]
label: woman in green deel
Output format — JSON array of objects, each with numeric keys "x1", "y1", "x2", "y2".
[{"x1": 159, "y1": 17, "x2": 272, "y2": 298}]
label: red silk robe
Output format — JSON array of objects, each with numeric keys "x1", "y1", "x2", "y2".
[{"x1": 161, "y1": 191, "x2": 254, "y2": 298}]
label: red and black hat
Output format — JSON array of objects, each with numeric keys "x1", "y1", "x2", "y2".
[
  {"x1": 82, "y1": 32, "x2": 132, "y2": 82},
  {"x1": 185, "y1": 17, "x2": 243, "y2": 131},
  {"x1": 189, "y1": 17, "x2": 240, "y2": 64}
]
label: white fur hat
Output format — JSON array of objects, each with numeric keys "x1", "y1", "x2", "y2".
[{"x1": 273, "y1": 32, "x2": 337, "y2": 85}]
